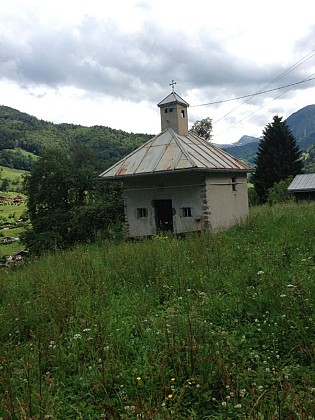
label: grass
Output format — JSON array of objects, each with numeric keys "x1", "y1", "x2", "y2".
[
  {"x1": 0, "y1": 165, "x2": 28, "y2": 182},
  {"x1": 0, "y1": 202, "x2": 314, "y2": 418},
  {"x1": 0, "y1": 199, "x2": 28, "y2": 257}
]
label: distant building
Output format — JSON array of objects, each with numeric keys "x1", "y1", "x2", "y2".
[
  {"x1": 288, "y1": 173, "x2": 315, "y2": 201},
  {"x1": 99, "y1": 87, "x2": 252, "y2": 238},
  {"x1": 12, "y1": 195, "x2": 24, "y2": 204}
]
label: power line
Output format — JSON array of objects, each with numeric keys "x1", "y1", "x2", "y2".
[
  {"x1": 191, "y1": 49, "x2": 315, "y2": 109},
  {"x1": 191, "y1": 77, "x2": 315, "y2": 107},
  {"x1": 215, "y1": 72, "x2": 315, "y2": 137}
]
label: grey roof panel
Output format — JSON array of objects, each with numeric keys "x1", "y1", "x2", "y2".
[
  {"x1": 99, "y1": 128, "x2": 252, "y2": 179},
  {"x1": 288, "y1": 173, "x2": 315, "y2": 192},
  {"x1": 157, "y1": 92, "x2": 190, "y2": 107}
]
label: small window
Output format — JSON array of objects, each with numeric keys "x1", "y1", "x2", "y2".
[
  {"x1": 231, "y1": 177, "x2": 237, "y2": 192},
  {"x1": 182, "y1": 207, "x2": 192, "y2": 217},
  {"x1": 164, "y1": 108, "x2": 168, "y2": 113},
  {"x1": 181, "y1": 110, "x2": 185, "y2": 118},
  {"x1": 137, "y1": 208, "x2": 148, "y2": 218},
  {"x1": 169, "y1": 108, "x2": 173, "y2": 112}
]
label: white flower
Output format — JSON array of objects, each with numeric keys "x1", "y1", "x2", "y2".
[
  {"x1": 257, "y1": 270, "x2": 264, "y2": 275},
  {"x1": 239, "y1": 389, "x2": 246, "y2": 397},
  {"x1": 73, "y1": 333, "x2": 82, "y2": 340},
  {"x1": 222, "y1": 401, "x2": 227, "y2": 407}
]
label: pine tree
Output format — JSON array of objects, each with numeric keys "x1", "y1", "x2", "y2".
[{"x1": 252, "y1": 115, "x2": 303, "y2": 202}]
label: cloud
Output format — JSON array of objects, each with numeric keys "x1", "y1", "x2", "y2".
[
  {"x1": 1, "y1": 13, "x2": 311, "y2": 107},
  {"x1": 1, "y1": 0, "x2": 315, "y2": 143}
]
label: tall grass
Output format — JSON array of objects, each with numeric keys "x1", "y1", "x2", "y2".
[{"x1": 0, "y1": 202, "x2": 314, "y2": 418}]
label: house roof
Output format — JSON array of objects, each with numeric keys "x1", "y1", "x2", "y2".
[
  {"x1": 288, "y1": 173, "x2": 315, "y2": 192},
  {"x1": 99, "y1": 128, "x2": 252, "y2": 179},
  {"x1": 157, "y1": 92, "x2": 189, "y2": 107}
]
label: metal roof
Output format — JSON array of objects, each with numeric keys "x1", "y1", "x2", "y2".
[
  {"x1": 157, "y1": 92, "x2": 190, "y2": 107},
  {"x1": 288, "y1": 173, "x2": 315, "y2": 192},
  {"x1": 99, "y1": 128, "x2": 252, "y2": 179}
]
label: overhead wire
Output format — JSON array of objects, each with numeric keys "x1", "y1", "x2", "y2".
[
  {"x1": 216, "y1": 71, "x2": 315, "y2": 137},
  {"x1": 189, "y1": 49, "x2": 315, "y2": 138},
  {"x1": 190, "y1": 77, "x2": 315, "y2": 107}
]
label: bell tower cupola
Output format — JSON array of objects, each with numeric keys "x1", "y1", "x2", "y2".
[{"x1": 157, "y1": 81, "x2": 189, "y2": 135}]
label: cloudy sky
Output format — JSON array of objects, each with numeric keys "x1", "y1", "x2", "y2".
[{"x1": 1, "y1": 0, "x2": 315, "y2": 144}]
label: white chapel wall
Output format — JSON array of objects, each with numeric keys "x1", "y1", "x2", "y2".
[
  {"x1": 123, "y1": 172, "x2": 206, "y2": 237},
  {"x1": 205, "y1": 173, "x2": 249, "y2": 230}
]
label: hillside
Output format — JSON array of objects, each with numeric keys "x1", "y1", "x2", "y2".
[
  {"x1": 0, "y1": 105, "x2": 152, "y2": 171},
  {"x1": 222, "y1": 105, "x2": 315, "y2": 167},
  {"x1": 1, "y1": 202, "x2": 314, "y2": 418},
  {"x1": 0, "y1": 104, "x2": 315, "y2": 171}
]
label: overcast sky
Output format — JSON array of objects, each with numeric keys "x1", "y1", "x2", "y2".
[{"x1": 1, "y1": 0, "x2": 315, "y2": 144}]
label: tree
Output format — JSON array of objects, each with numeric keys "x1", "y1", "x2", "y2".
[
  {"x1": 22, "y1": 146, "x2": 124, "y2": 255},
  {"x1": 190, "y1": 117, "x2": 213, "y2": 141},
  {"x1": 252, "y1": 115, "x2": 303, "y2": 202}
]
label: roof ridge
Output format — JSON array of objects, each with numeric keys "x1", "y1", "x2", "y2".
[{"x1": 170, "y1": 129, "x2": 198, "y2": 168}]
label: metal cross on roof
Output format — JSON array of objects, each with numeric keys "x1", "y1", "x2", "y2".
[{"x1": 169, "y1": 80, "x2": 176, "y2": 92}]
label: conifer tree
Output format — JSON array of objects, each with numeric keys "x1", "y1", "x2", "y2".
[{"x1": 252, "y1": 115, "x2": 303, "y2": 202}]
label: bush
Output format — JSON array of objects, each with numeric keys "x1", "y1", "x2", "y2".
[
  {"x1": 248, "y1": 187, "x2": 260, "y2": 206},
  {"x1": 267, "y1": 176, "x2": 294, "y2": 206}
]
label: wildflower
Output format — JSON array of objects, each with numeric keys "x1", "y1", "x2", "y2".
[
  {"x1": 73, "y1": 333, "x2": 82, "y2": 340},
  {"x1": 83, "y1": 328, "x2": 91, "y2": 332},
  {"x1": 234, "y1": 404, "x2": 242, "y2": 409},
  {"x1": 222, "y1": 401, "x2": 227, "y2": 407},
  {"x1": 171, "y1": 377, "x2": 176, "y2": 382},
  {"x1": 167, "y1": 394, "x2": 173, "y2": 399},
  {"x1": 280, "y1": 294, "x2": 286, "y2": 298},
  {"x1": 257, "y1": 270, "x2": 264, "y2": 275},
  {"x1": 136, "y1": 376, "x2": 141, "y2": 382},
  {"x1": 287, "y1": 284, "x2": 294, "y2": 288}
]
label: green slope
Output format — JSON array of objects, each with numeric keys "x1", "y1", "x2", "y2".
[{"x1": 1, "y1": 202, "x2": 314, "y2": 418}]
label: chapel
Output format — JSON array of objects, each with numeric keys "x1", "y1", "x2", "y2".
[{"x1": 99, "y1": 86, "x2": 252, "y2": 238}]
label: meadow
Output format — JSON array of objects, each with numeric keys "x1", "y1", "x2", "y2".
[
  {"x1": 0, "y1": 200, "x2": 28, "y2": 258},
  {"x1": 0, "y1": 202, "x2": 314, "y2": 419},
  {"x1": 0, "y1": 165, "x2": 28, "y2": 188}
]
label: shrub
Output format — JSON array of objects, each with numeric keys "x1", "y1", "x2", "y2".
[{"x1": 267, "y1": 176, "x2": 294, "y2": 206}]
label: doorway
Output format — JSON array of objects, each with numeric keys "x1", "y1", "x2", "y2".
[{"x1": 154, "y1": 200, "x2": 173, "y2": 233}]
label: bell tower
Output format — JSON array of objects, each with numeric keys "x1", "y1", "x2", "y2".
[{"x1": 157, "y1": 81, "x2": 189, "y2": 135}]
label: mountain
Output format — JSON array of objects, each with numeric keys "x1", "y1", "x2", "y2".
[
  {"x1": 0, "y1": 104, "x2": 314, "y2": 172},
  {"x1": 0, "y1": 105, "x2": 152, "y2": 171},
  {"x1": 217, "y1": 135, "x2": 260, "y2": 149},
  {"x1": 221, "y1": 105, "x2": 315, "y2": 167},
  {"x1": 285, "y1": 105, "x2": 315, "y2": 146}
]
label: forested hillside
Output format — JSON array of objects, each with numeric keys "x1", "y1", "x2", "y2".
[
  {"x1": 223, "y1": 105, "x2": 315, "y2": 168},
  {"x1": 0, "y1": 106, "x2": 152, "y2": 171},
  {"x1": 1, "y1": 104, "x2": 315, "y2": 172}
]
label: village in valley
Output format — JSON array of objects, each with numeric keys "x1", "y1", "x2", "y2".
[{"x1": 0, "y1": 192, "x2": 29, "y2": 266}]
